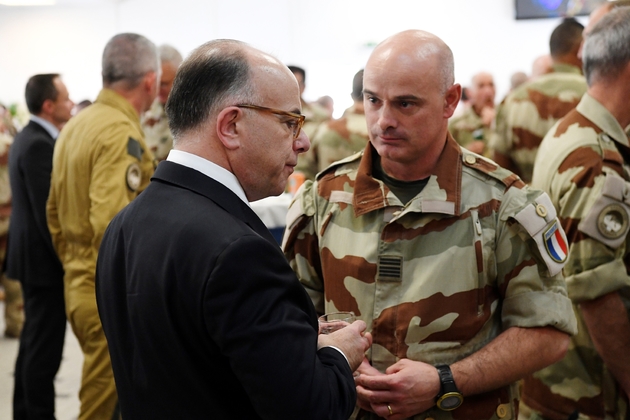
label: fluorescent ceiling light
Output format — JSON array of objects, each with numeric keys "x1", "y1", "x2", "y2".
[{"x1": 0, "y1": 0, "x2": 56, "y2": 5}]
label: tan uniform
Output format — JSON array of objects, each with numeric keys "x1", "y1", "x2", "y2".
[
  {"x1": 525, "y1": 93, "x2": 630, "y2": 420},
  {"x1": 489, "y1": 64, "x2": 587, "y2": 183},
  {"x1": 284, "y1": 137, "x2": 577, "y2": 420},
  {"x1": 141, "y1": 99, "x2": 172, "y2": 162},
  {"x1": 47, "y1": 88, "x2": 154, "y2": 420},
  {"x1": 295, "y1": 105, "x2": 369, "y2": 180}
]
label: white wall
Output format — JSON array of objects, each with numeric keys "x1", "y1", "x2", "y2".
[{"x1": 0, "y1": 0, "x2": 588, "y2": 118}]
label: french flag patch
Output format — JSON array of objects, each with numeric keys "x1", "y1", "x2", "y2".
[{"x1": 544, "y1": 221, "x2": 568, "y2": 263}]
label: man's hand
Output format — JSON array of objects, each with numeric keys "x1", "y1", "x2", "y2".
[
  {"x1": 354, "y1": 359, "x2": 440, "y2": 419},
  {"x1": 317, "y1": 321, "x2": 372, "y2": 371}
]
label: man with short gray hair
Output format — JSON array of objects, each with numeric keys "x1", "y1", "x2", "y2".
[
  {"x1": 142, "y1": 43, "x2": 183, "y2": 161},
  {"x1": 47, "y1": 32, "x2": 158, "y2": 420},
  {"x1": 526, "y1": 6, "x2": 630, "y2": 419}
]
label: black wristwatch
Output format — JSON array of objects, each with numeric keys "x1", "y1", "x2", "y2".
[{"x1": 435, "y1": 364, "x2": 464, "y2": 411}]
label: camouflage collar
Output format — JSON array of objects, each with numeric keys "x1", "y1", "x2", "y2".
[
  {"x1": 577, "y1": 93, "x2": 630, "y2": 148},
  {"x1": 551, "y1": 63, "x2": 583, "y2": 75},
  {"x1": 352, "y1": 134, "x2": 462, "y2": 217}
]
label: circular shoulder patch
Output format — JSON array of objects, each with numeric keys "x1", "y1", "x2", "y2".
[
  {"x1": 597, "y1": 203, "x2": 629, "y2": 240},
  {"x1": 126, "y1": 163, "x2": 142, "y2": 192}
]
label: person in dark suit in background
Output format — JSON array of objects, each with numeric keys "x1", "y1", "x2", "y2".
[
  {"x1": 95, "y1": 39, "x2": 372, "y2": 420},
  {"x1": 7, "y1": 73, "x2": 73, "y2": 420}
]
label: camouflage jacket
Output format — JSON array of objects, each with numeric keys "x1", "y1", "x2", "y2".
[
  {"x1": 295, "y1": 105, "x2": 369, "y2": 180},
  {"x1": 488, "y1": 64, "x2": 587, "y2": 183},
  {"x1": 0, "y1": 130, "x2": 12, "y2": 240},
  {"x1": 526, "y1": 93, "x2": 630, "y2": 420},
  {"x1": 141, "y1": 100, "x2": 172, "y2": 162},
  {"x1": 448, "y1": 105, "x2": 492, "y2": 153},
  {"x1": 283, "y1": 136, "x2": 577, "y2": 420}
]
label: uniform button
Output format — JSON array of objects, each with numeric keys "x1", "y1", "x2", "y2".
[
  {"x1": 496, "y1": 403, "x2": 509, "y2": 418},
  {"x1": 535, "y1": 203, "x2": 547, "y2": 217},
  {"x1": 465, "y1": 155, "x2": 476, "y2": 165}
]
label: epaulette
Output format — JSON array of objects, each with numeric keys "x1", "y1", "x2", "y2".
[
  {"x1": 314, "y1": 150, "x2": 364, "y2": 181},
  {"x1": 460, "y1": 151, "x2": 525, "y2": 189}
]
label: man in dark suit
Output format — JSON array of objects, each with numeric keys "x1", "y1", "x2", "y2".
[
  {"x1": 7, "y1": 73, "x2": 73, "y2": 420},
  {"x1": 95, "y1": 39, "x2": 372, "y2": 419}
]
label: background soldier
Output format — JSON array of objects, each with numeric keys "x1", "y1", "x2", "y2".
[
  {"x1": 295, "y1": 69, "x2": 369, "y2": 180},
  {"x1": 526, "y1": 6, "x2": 630, "y2": 419},
  {"x1": 141, "y1": 44, "x2": 183, "y2": 162},
  {"x1": 489, "y1": 18, "x2": 587, "y2": 183},
  {"x1": 47, "y1": 33, "x2": 158, "y2": 420}
]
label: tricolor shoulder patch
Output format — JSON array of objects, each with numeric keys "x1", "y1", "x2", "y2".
[{"x1": 544, "y1": 220, "x2": 568, "y2": 263}]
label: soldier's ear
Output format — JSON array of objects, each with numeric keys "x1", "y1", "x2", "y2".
[{"x1": 444, "y1": 83, "x2": 461, "y2": 119}]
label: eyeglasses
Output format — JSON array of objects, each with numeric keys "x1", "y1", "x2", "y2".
[{"x1": 236, "y1": 104, "x2": 305, "y2": 139}]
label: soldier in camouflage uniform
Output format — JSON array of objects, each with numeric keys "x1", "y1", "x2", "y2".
[
  {"x1": 288, "y1": 65, "x2": 331, "y2": 140},
  {"x1": 283, "y1": 29, "x2": 577, "y2": 420},
  {"x1": 525, "y1": 7, "x2": 630, "y2": 419},
  {"x1": 141, "y1": 44, "x2": 183, "y2": 162},
  {"x1": 0, "y1": 110, "x2": 23, "y2": 338},
  {"x1": 489, "y1": 18, "x2": 587, "y2": 183},
  {"x1": 295, "y1": 69, "x2": 369, "y2": 180},
  {"x1": 448, "y1": 71, "x2": 496, "y2": 156}
]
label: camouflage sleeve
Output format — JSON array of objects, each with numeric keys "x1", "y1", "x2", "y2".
[
  {"x1": 549, "y1": 149, "x2": 630, "y2": 303},
  {"x1": 448, "y1": 116, "x2": 474, "y2": 148},
  {"x1": 488, "y1": 101, "x2": 511, "y2": 155},
  {"x1": 295, "y1": 124, "x2": 327, "y2": 181},
  {"x1": 282, "y1": 180, "x2": 325, "y2": 314},
  {"x1": 498, "y1": 186, "x2": 577, "y2": 335}
]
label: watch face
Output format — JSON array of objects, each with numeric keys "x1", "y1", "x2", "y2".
[{"x1": 441, "y1": 395, "x2": 463, "y2": 410}]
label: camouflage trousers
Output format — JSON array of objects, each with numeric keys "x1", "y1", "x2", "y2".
[{"x1": 1, "y1": 274, "x2": 24, "y2": 337}]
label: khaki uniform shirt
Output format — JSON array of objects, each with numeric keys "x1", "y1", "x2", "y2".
[
  {"x1": 284, "y1": 136, "x2": 577, "y2": 420},
  {"x1": 141, "y1": 99, "x2": 172, "y2": 162},
  {"x1": 526, "y1": 93, "x2": 630, "y2": 420},
  {"x1": 295, "y1": 105, "x2": 369, "y2": 180},
  {"x1": 489, "y1": 64, "x2": 587, "y2": 183},
  {"x1": 448, "y1": 106, "x2": 492, "y2": 154},
  {"x1": 47, "y1": 88, "x2": 154, "y2": 293}
]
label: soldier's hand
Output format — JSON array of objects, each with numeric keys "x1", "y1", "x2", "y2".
[
  {"x1": 355, "y1": 358, "x2": 440, "y2": 419},
  {"x1": 317, "y1": 320, "x2": 372, "y2": 371}
]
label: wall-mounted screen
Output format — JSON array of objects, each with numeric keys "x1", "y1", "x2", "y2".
[{"x1": 515, "y1": 0, "x2": 605, "y2": 19}]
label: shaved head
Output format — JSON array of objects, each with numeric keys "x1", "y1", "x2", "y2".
[{"x1": 368, "y1": 30, "x2": 454, "y2": 94}]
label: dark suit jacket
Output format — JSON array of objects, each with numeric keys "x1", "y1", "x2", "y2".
[
  {"x1": 6, "y1": 120, "x2": 64, "y2": 285},
  {"x1": 96, "y1": 161, "x2": 356, "y2": 419}
]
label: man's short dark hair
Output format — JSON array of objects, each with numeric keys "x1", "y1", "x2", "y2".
[
  {"x1": 25, "y1": 74, "x2": 60, "y2": 115},
  {"x1": 351, "y1": 69, "x2": 364, "y2": 101},
  {"x1": 549, "y1": 18, "x2": 584, "y2": 59},
  {"x1": 287, "y1": 65, "x2": 306, "y2": 83},
  {"x1": 166, "y1": 39, "x2": 256, "y2": 139}
]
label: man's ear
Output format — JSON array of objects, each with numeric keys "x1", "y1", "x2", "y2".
[
  {"x1": 443, "y1": 83, "x2": 462, "y2": 119},
  {"x1": 144, "y1": 71, "x2": 158, "y2": 94},
  {"x1": 216, "y1": 106, "x2": 242, "y2": 150},
  {"x1": 40, "y1": 98, "x2": 55, "y2": 117}
]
